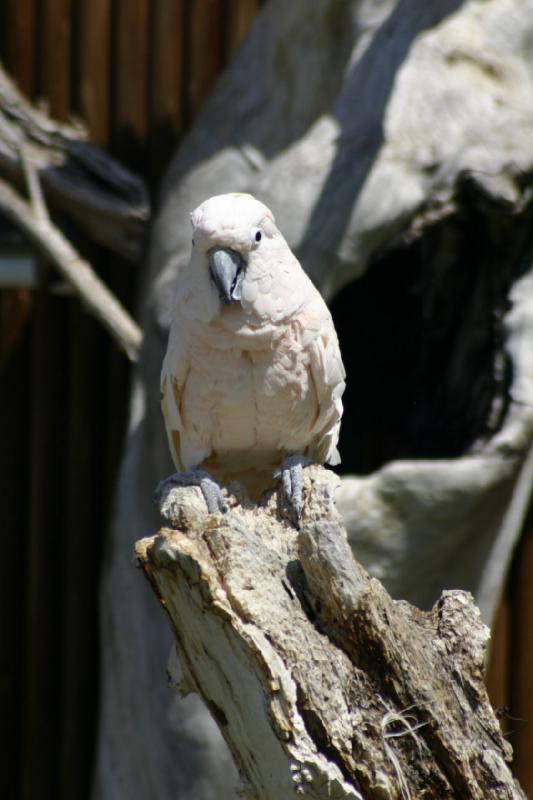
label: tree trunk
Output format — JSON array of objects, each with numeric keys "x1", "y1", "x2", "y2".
[{"x1": 136, "y1": 468, "x2": 525, "y2": 800}]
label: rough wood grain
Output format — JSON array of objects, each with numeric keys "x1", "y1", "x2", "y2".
[{"x1": 137, "y1": 467, "x2": 525, "y2": 799}]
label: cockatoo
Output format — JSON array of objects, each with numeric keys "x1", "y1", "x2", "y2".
[{"x1": 160, "y1": 193, "x2": 345, "y2": 520}]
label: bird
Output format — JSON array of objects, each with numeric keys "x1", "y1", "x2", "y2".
[{"x1": 160, "y1": 192, "x2": 345, "y2": 521}]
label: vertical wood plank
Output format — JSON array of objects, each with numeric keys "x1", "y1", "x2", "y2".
[
  {"x1": 149, "y1": 0, "x2": 185, "y2": 182},
  {"x1": 59, "y1": 303, "x2": 106, "y2": 800},
  {"x1": 39, "y1": 0, "x2": 72, "y2": 119},
  {"x1": 0, "y1": 2, "x2": 258, "y2": 799},
  {"x1": 0, "y1": 316, "x2": 31, "y2": 800},
  {"x1": 78, "y1": 0, "x2": 112, "y2": 145},
  {"x1": 188, "y1": 0, "x2": 224, "y2": 120},
  {"x1": 26, "y1": 8, "x2": 73, "y2": 795},
  {"x1": 112, "y1": 0, "x2": 150, "y2": 164},
  {"x1": 486, "y1": 594, "x2": 510, "y2": 726},
  {"x1": 21, "y1": 285, "x2": 69, "y2": 800},
  {"x1": 2, "y1": 0, "x2": 38, "y2": 97},
  {"x1": 64, "y1": 7, "x2": 112, "y2": 796},
  {"x1": 509, "y1": 521, "x2": 533, "y2": 796},
  {"x1": 0, "y1": 288, "x2": 32, "y2": 363},
  {"x1": 151, "y1": 0, "x2": 185, "y2": 135},
  {"x1": 108, "y1": 0, "x2": 144, "y2": 505},
  {"x1": 225, "y1": 0, "x2": 258, "y2": 57}
]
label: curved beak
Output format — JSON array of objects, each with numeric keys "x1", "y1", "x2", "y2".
[{"x1": 209, "y1": 248, "x2": 245, "y2": 304}]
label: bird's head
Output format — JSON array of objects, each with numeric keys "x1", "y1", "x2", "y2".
[{"x1": 189, "y1": 193, "x2": 281, "y2": 307}]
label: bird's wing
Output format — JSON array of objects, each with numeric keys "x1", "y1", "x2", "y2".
[
  {"x1": 160, "y1": 321, "x2": 190, "y2": 472},
  {"x1": 306, "y1": 305, "x2": 346, "y2": 466}
]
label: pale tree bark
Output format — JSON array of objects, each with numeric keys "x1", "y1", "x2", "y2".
[
  {"x1": 95, "y1": 1, "x2": 533, "y2": 798},
  {"x1": 137, "y1": 468, "x2": 525, "y2": 799}
]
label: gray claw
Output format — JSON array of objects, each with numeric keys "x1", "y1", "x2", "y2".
[
  {"x1": 274, "y1": 455, "x2": 312, "y2": 526},
  {"x1": 155, "y1": 469, "x2": 228, "y2": 515},
  {"x1": 197, "y1": 472, "x2": 229, "y2": 514}
]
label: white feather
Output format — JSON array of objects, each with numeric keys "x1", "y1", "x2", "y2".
[{"x1": 161, "y1": 193, "x2": 346, "y2": 498}]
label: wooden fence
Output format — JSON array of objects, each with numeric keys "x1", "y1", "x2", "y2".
[
  {"x1": 0, "y1": 3, "x2": 259, "y2": 799},
  {"x1": 0, "y1": 2, "x2": 531, "y2": 799}
]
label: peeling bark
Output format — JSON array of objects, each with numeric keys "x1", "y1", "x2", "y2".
[{"x1": 136, "y1": 468, "x2": 525, "y2": 799}]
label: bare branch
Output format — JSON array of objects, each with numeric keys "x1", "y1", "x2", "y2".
[
  {"x1": 0, "y1": 172, "x2": 142, "y2": 362},
  {"x1": 20, "y1": 144, "x2": 48, "y2": 223},
  {"x1": 0, "y1": 63, "x2": 149, "y2": 261}
]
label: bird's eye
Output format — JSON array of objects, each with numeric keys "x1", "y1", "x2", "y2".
[
  {"x1": 251, "y1": 228, "x2": 262, "y2": 245},
  {"x1": 191, "y1": 238, "x2": 195, "y2": 247}
]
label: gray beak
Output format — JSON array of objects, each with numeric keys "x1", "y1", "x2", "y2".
[{"x1": 209, "y1": 248, "x2": 245, "y2": 304}]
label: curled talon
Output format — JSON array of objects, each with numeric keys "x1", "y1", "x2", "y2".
[
  {"x1": 274, "y1": 455, "x2": 312, "y2": 526},
  {"x1": 155, "y1": 470, "x2": 228, "y2": 515}
]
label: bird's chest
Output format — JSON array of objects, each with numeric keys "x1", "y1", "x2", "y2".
[
  {"x1": 193, "y1": 336, "x2": 310, "y2": 410},
  {"x1": 186, "y1": 327, "x2": 315, "y2": 448}
]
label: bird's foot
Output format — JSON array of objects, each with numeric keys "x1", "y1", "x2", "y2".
[
  {"x1": 155, "y1": 469, "x2": 228, "y2": 515},
  {"x1": 274, "y1": 454, "x2": 312, "y2": 527}
]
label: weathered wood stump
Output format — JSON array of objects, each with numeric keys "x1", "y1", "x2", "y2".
[{"x1": 136, "y1": 467, "x2": 525, "y2": 799}]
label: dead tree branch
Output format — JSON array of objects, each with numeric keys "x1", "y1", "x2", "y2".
[
  {"x1": 136, "y1": 467, "x2": 525, "y2": 800},
  {"x1": 0, "y1": 171, "x2": 142, "y2": 362},
  {"x1": 0, "y1": 63, "x2": 148, "y2": 262}
]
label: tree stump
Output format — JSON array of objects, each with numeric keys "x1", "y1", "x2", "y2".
[{"x1": 136, "y1": 467, "x2": 525, "y2": 799}]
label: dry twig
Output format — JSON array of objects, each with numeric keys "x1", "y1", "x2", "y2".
[
  {"x1": 0, "y1": 63, "x2": 148, "y2": 261},
  {"x1": 0, "y1": 168, "x2": 142, "y2": 362}
]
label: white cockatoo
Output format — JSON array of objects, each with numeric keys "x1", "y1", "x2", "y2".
[{"x1": 160, "y1": 193, "x2": 345, "y2": 519}]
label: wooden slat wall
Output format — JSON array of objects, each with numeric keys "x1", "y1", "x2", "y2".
[
  {"x1": 58, "y1": 304, "x2": 106, "y2": 798},
  {"x1": 0, "y1": 2, "x2": 531, "y2": 798},
  {"x1": 150, "y1": 1, "x2": 185, "y2": 179},
  {"x1": 78, "y1": 0, "x2": 111, "y2": 147},
  {"x1": 0, "y1": 298, "x2": 31, "y2": 800},
  {"x1": 40, "y1": 0, "x2": 72, "y2": 119},
  {"x1": 1, "y1": 0, "x2": 37, "y2": 97},
  {"x1": 21, "y1": 287, "x2": 69, "y2": 800},
  {"x1": 0, "y1": 3, "x2": 259, "y2": 800}
]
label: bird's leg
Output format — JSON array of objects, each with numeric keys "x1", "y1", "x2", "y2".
[
  {"x1": 274, "y1": 454, "x2": 312, "y2": 526},
  {"x1": 155, "y1": 469, "x2": 228, "y2": 514}
]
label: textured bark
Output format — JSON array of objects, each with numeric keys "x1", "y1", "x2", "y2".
[
  {"x1": 0, "y1": 64, "x2": 148, "y2": 261},
  {"x1": 136, "y1": 468, "x2": 525, "y2": 800}
]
